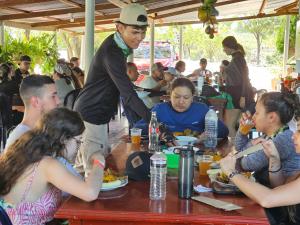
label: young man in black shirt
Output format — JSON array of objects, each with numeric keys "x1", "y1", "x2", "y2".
[{"x1": 74, "y1": 3, "x2": 151, "y2": 174}]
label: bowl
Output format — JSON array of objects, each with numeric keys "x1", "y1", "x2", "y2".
[{"x1": 176, "y1": 136, "x2": 198, "y2": 146}]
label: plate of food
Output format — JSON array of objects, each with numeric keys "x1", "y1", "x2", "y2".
[
  {"x1": 209, "y1": 172, "x2": 253, "y2": 194},
  {"x1": 167, "y1": 145, "x2": 200, "y2": 153},
  {"x1": 101, "y1": 169, "x2": 128, "y2": 191}
]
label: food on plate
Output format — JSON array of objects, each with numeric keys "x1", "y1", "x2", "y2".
[
  {"x1": 173, "y1": 129, "x2": 200, "y2": 137},
  {"x1": 103, "y1": 168, "x2": 119, "y2": 183},
  {"x1": 216, "y1": 172, "x2": 251, "y2": 184}
]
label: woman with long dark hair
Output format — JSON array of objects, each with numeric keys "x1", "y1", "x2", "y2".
[
  {"x1": 222, "y1": 36, "x2": 254, "y2": 110},
  {"x1": 0, "y1": 108, "x2": 105, "y2": 225}
]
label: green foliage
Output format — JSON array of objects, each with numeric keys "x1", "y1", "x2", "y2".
[
  {"x1": 2, "y1": 31, "x2": 58, "y2": 74},
  {"x1": 276, "y1": 15, "x2": 297, "y2": 55}
]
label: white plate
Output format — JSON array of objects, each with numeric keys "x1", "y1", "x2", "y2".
[
  {"x1": 101, "y1": 178, "x2": 128, "y2": 191},
  {"x1": 176, "y1": 136, "x2": 198, "y2": 145},
  {"x1": 166, "y1": 146, "x2": 200, "y2": 153}
]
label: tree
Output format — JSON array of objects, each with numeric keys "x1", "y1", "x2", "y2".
[
  {"x1": 3, "y1": 30, "x2": 58, "y2": 74},
  {"x1": 59, "y1": 32, "x2": 82, "y2": 59},
  {"x1": 276, "y1": 15, "x2": 297, "y2": 58},
  {"x1": 237, "y1": 18, "x2": 278, "y2": 65}
]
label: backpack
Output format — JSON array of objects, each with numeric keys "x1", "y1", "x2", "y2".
[{"x1": 63, "y1": 89, "x2": 81, "y2": 110}]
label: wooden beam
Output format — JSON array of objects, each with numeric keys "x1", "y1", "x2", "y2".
[
  {"x1": 0, "y1": 3, "x2": 116, "y2": 20},
  {"x1": 29, "y1": 0, "x2": 246, "y2": 28},
  {"x1": 57, "y1": 19, "x2": 114, "y2": 29},
  {"x1": 78, "y1": 28, "x2": 115, "y2": 35},
  {"x1": 107, "y1": 0, "x2": 127, "y2": 8},
  {"x1": 154, "y1": 0, "x2": 248, "y2": 20},
  {"x1": 0, "y1": 0, "x2": 52, "y2": 8},
  {"x1": 58, "y1": 0, "x2": 83, "y2": 8},
  {"x1": 155, "y1": 11, "x2": 298, "y2": 27},
  {"x1": 147, "y1": 0, "x2": 199, "y2": 14},
  {"x1": 5, "y1": 6, "x2": 61, "y2": 22},
  {"x1": 275, "y1": 1, "x2": 298, "y2": 12},
  {"x1": 30, "y1": 0, "x2": 200, "y2": 28},
  {"x1": 258, "y1": 0, "x2": 267, "y2": 15},
  {"x1": 31, "y1": 13, "x2": 118, "y2": 27}
]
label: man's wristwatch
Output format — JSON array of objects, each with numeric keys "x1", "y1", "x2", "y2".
[{"x1": 228, "y1": 171, "x2": 240, "y2": 180}]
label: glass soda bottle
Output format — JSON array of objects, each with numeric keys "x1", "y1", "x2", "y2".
[{"x1": 148, "y1": 111, "x2": 160, "y2": 153}]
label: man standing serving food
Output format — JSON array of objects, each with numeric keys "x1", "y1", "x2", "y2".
[{"x1": 74, "y1": 3, "x2": 151, "y2": 175}]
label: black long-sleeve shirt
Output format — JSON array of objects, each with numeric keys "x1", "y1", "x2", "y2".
[{"x1": 74, "y1": 34, "x2": 151, "y2": 125}]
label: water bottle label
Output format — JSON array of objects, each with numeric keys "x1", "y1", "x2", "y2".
[{"x1": 151, "y1": 161, "x2": 167, "y2": 168}]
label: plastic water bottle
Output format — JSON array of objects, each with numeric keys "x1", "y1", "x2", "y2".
[
  {"x1": 197, "y1": 76, "x2": 204, "y2": 96},
  {"x1": 204, "y1": 107, "x2": 218, "y2": 148},
  {"x1": 149, "y1": 151, "x2": 167, "y2": 200},
  {"x1": 149, "y1": 111, "x2": 160, "y2": 153}
]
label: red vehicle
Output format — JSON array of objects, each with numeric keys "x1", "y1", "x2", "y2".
[{"x1": 134, "y1": 41, "x2": 177, "y2": 71}]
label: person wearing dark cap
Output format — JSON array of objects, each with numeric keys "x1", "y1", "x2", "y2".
[
  {"x1": 222, "y1": 36, "x2": 254, "y2": 110},
  {"x1": 138, "y1": 62, "x2": 168, "y2": 109},
  {"x1": 74, "y1": 3, "x2": 151, "y2": 175},
  {"x1": 14, "y1": 55, "x2": 31, "y2": 85}
]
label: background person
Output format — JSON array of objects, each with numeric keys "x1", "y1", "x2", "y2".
[
  {"x1": 53, "y1": 64, "x2": 75, "y2": 105},
  {"x1": 70, "y1": 57, "x2": 80, "y2": 69},
  {"x1": 190, "y1": 58, "x2": 212, "y2": 81},
  {"x1": 0, "y1": 108, "x2": 104, "y2": 225},
  {"x1": 72, "y1": 67, "x2": 85, "y2": 88},
  {"x1": 74, "y1": 3, "x2": 151, "y2": 175},
  {"x1": 175, "y1": 60, "x2": 186, "y2": 77},
  {"x1": 222, "y1": 36, "x2": 254, "y2": 110},
  {"x1": 14, "y1": 55, "x2": 31, "y2": 85},
  {"x1": 138, "y1": 62, "x2": 168, "y2": 109},
  {"x1": 126, "y1": 62, "x2": 139, "y2": 82}
]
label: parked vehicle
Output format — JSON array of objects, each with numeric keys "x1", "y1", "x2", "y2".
[{"x1": 134, "y1": 41, "x2": 177, "y2": 71}]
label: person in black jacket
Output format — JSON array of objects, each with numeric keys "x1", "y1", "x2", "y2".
[
  {"x1": 74, "y1": 3, "x2": 151, "y2": 175},
  {"x1": 13, "y1": 55, "x2": 31, "y2": 85},
  {"x1": 222, "y1": 36, "x2": 254, "y2": 110}
]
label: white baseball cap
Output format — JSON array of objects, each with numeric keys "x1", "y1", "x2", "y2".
[{"x1": 115, "y1": 3, "x2": 148, "y2": 26}]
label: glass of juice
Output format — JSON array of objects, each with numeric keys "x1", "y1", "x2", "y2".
[
  {"x1": 198, "y1": 155, "x2": 213, "y2": 176},
  {"x1": 239, "y1": 119, "x2": 254, "y2": 135},
  {"x1": 130, "y1": 128, "x2": 142, "y2": 145}
]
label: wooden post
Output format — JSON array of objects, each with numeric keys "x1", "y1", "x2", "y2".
[{"x1": 84, "y1": 0, "x2": 95, "y2": 75}]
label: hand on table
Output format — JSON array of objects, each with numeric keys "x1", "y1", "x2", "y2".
[{"x1": 220, "y1": 154, "x2": 237, "y2": 176}]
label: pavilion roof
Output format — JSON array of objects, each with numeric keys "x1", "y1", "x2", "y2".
[{"x1": 0, "y1": 0, "x2": 297, "y2": 34}]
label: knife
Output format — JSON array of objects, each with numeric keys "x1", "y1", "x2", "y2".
[{"x1": 234, "y1": 143, "x2": 263, "y2": 159}]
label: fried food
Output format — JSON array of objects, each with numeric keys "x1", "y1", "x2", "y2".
[
  {"x1": 216, "y1": 172, "x2": 251, "y2": 184},
  {"x1": 103, "y1": 168, "x2": 118, "y2": 183}
]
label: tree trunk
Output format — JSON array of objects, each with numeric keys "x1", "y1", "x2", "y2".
[{"x1": 256, "y1": 34, "x2": 261, "y2": 66}]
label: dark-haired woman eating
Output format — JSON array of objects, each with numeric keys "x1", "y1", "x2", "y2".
[
  {"x1": 0, "y1": 108, "x2": 104, "y2": 225},
  {"x1": 135, "y1": 78, "x2": 229, "y2": 139}
]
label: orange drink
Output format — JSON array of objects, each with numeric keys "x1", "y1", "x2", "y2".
[
  {"x1": 130, "y1": 128, "x2": 142, "y2": 145},
  {"x1": 198, "y1": 155, "x2": 213, "y2": 176},
  {"x1": 213, "y1": 152, "x2": 222, "y2": 161},
  {"x1": 239, "y1": 119, "x2": 254, "y2": 135},
  {"x1": 131, "y1": 135, "x2": 141, "y2": 145}
]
